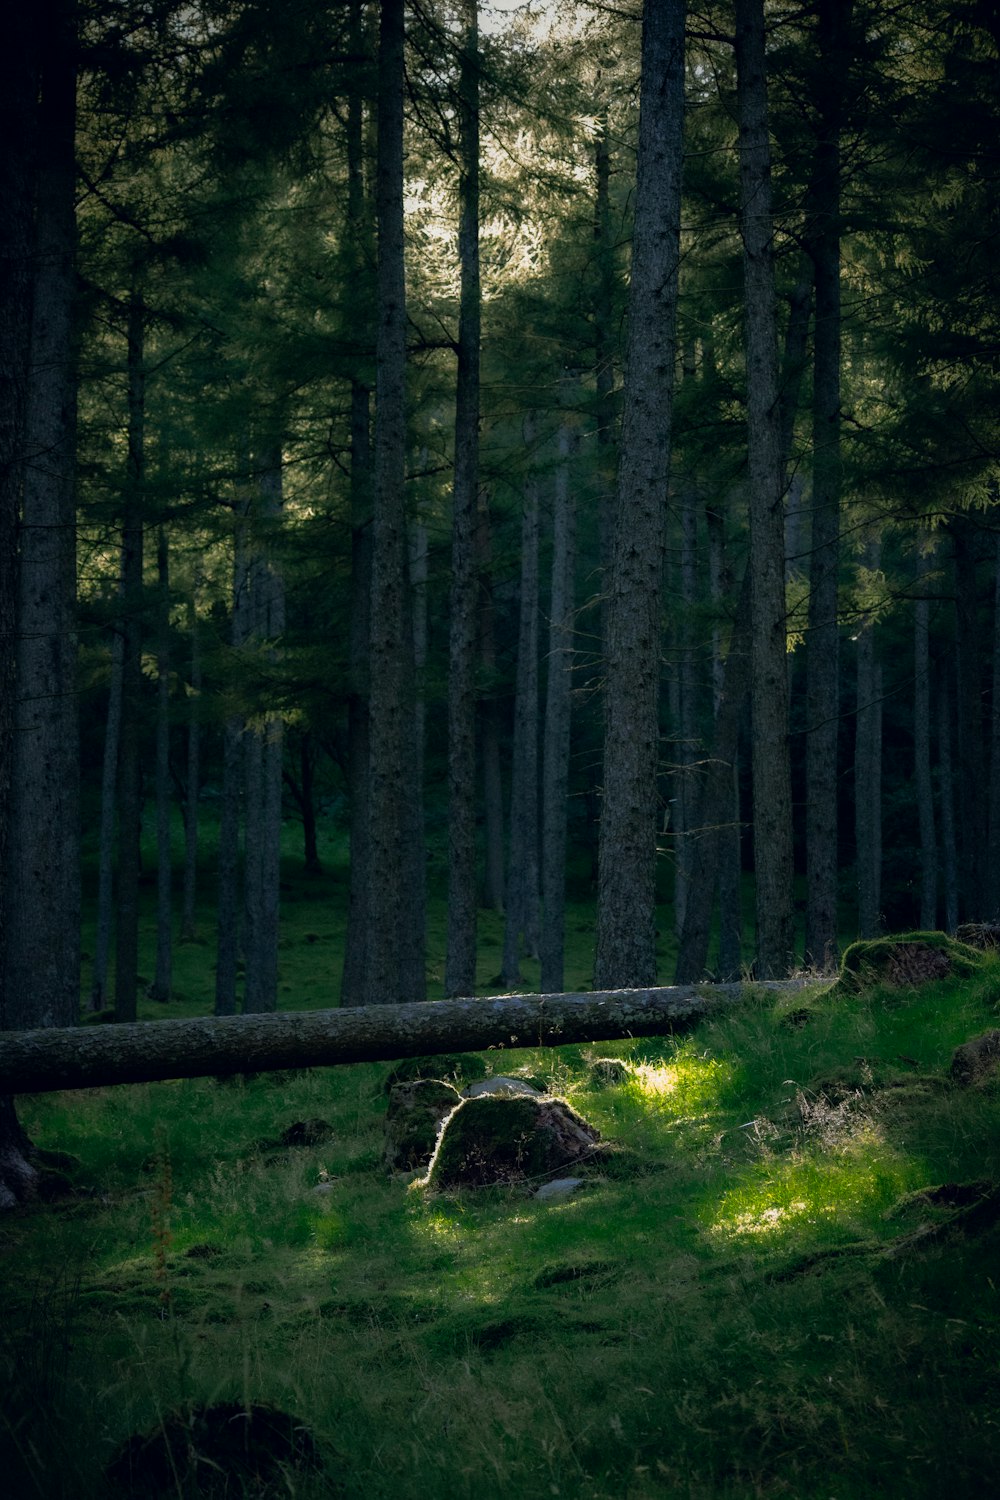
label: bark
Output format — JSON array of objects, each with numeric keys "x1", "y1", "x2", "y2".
[
  {"x1": 803, "y1": 0, "x2": 849, "y2": 970},
  {"x1": 91, "y1": 576, "x2": 125, "y2": 1009},
  {"x1": 502, "y1": 447, "x2": 541, "y2": 985},
  {"x1": 990, "y1": 532, "x2": 1000, "y2": 916},
  {"x1": 114, "y1": 287, "x2": 146, "y2": 1023},
  {"x1": 5, "y1": 0, "x2": 80, "y2": 1032},
  {"x1": 181, "y1": 583, "x2": 202, "y2": 939},
  {"x1": 594, "y1": 0, "x2": 686, "y2": 989},
  {"x1": 855, "y1": 540, "x2": 882, "y2": 938},
  {"x1": 952, "y1": 518, "x2": 986, "y2": 918},
  {"x1": 445, "y1": 0, "x2": 482, "y2": 995},
  {"x1": 938, "y1": 672, "x2": 959, "y2": 933},
  {"x1": 914, "y1": 546, "x2": 937, "y2": 929},
  {"x1": 673, "y1": 468, "x2": 698, "y2": 939},
  {"x1": 366, "y1": 0, "x2": 425, "y2": 1004},
  {"x1": 214, "y1": 501, "x2": 250, "y2": 1017},
  {"x1": 707, "y1": 498, "x2": 743, "y2": 978},
  {"x1": 0, "y1": 980, "x2": 815, "y2": 1098},
  {"x1": 593, "y1": 114, "x2": 617, "y2": 634},
  {"x1": 735, "y1": 0, "x2": 795, "y2": 977},
  {"x1": 477, "y1": 493, "x2": 505, "y2": 915},
  {"x1": 243, "y1": 447, "x2": 285, "y2": 1015},
  {"x1": 341, "y1": 0, "x2": 373, "y2": 1006},
  {"x1": 151, "y1": 526, "x2": 172, "y2": 1002},
  {"x1": 541, "y1": 409, "x2": 578, "y2": 993}
]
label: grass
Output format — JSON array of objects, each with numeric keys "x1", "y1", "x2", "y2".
[{"x1": 4, "y1": 939, "x2": 1000, "y2": 1497}]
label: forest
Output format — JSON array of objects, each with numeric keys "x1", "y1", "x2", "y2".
[{"x1": 3, "y1": 0, "x2": 1000, "y2": 1492}]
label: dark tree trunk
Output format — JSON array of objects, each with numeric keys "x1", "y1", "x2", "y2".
[
  {"x1": 914, "y1": 546, "x2": 937, "y2": 929},
  {"x1": 707, "y1": 498, "x2": 743, "y2": 979},
  {"x1": 477, "y1": 492, "x2": 506, "y2": 916},
  {"x1": 938, "y1": 673, "x2": 959, "y2": 933},
  {"x1": 214, "y1": 500, "x2": 250, "y2": 1017},
  {"x1": 283, "y1": 729, "x2": 321, "y2": 875},
  {"x1": 181, "y1": 583, "x2": 202, "y2": 940},
  {"x1": 5, "y1": 0, "x2": 80, "y2": 1032},
  {"x1": 803, "y1": 0, "x2": 849, "y2": 970},
  {"x1": 91, "y1": 572, "x2": 125, "y2": 1009},
  {"x1": 151, "y1": 526, "x2": 172, "y2": 1002},
  {"x1": 445, "y1": 0, "x2": 482, "y2": 995},
  {"x1": 594, "y1": 0, "x2": 686, "y2": 989},
  {"x1": 541, "y1": 408, "x2": 578, "y2": 993},
  {"x1": 502, "y1": 446, "x2": 541, "y2": 985},
  {"x1": 366, "y1": 0, "x2": 425, "y2": 1004},
  {"x1": 952, "y1": 517, "x2": 986, "y2": 919},
  {"x1": 114, "y1": 286, "x2": 146, "y2": 1023},
  {"x1": 989, "y1": 533, "x2": 1000, "y2": 917},
  {"x1": 673, "y1": 466, "x2": 698, "y2": 939},
  {"x1": 855, "y1": 539, "x2": 882, "y2": 939},
  {"x1": 735, "y1": 0, "x2": 795, "y2": 977}
]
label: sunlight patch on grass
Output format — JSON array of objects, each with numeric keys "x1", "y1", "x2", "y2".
[{"x1": 629, "y1": 1051, "x2": 737, "y2": 1115}]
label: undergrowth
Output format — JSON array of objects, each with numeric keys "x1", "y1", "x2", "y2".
[{"x1": 4, "y1": 958, "x2": 1000, "y2": 1497}]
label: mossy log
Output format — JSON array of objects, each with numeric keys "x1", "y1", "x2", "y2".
[{"x1": 0, "y1": 980, "x2": 812, "y2": 1096}]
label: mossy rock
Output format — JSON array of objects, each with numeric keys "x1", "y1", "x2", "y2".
[
  {"x1": 837, "y1": 932, "x2": 982, "y2": 993},
  {"x1": 587, "y1": 1058, "x2": 631, "y2": 1089},
  {"x1": 951, "y1": 1029, "x2": 1000, "y2": 1087},
  {"x1": 384, "y1": 1053, "x2": 488, "y2": 1094},
  {"x1": 384, "y1": 1079, "x2": 461, "y2": 1172},
  {"x1": 423, "y1": 1093, "x2": 600, "y2": 1190}
]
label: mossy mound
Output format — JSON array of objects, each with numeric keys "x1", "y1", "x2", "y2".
[
  {"x1": 384, "y1": 1079, "x2": 462, "y2": 1172},
  {"x1": 587, "y1": 1058, "x2": 631, "y2": 1089},
  {"x1": 384, "y1": 1053, "x2": 488, "y2": 1093},
  {"x1": 951, "y1": 1029, "x2": 1000, "y2": 1087},
  {"x1": 423, "y1": 1093, "x2": 600, "y2": 1190},
  {"x1": 837, "y1": 932, "x2": 982, "y2": 993},
  {"x1": 105, "y1": 1401, "x2": 320, "y2": 1497}
]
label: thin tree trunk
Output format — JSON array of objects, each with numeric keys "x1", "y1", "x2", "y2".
[
  {"x1": 989, "y1": 532, "x2": 1000, "y2": 917},
  {"x1": 215, "y1": 501, "x2": 250, "y2": 1017},
  {"x1": 151, "y1": 525, "x2": 172, "y2": 1002},
  {"x1": 594, "y1": 113, "x2": 617, "y2": 642},
  {"x1": 804, "y1": 0, "x2": 848, "y2": 969},
  {"x1": 477, "y1": 492, "x2": 506, "y2": 916},
  {"x1": 914, "y1": 546, "x2": 937, "y2": 929},
  {"x1": 855, "y1": 539, "x2": 882, "y2": 939},
  {"x1": 707, "y1": 499, "x2": 743, "y2": 978},
  {"x1": 502, "y1": 447, "x2": 541, "y2": 985},
  {"x1": 674, "y1": 469, "x2": 698, "y2": 939},
  {"x1": 114, "y1": 286, "x2": 145, "y2": 1023},
  {"x1": 594, "y1": 0, "x2": 686, "y2": 989},
  {"x1": 244, "y1": 447, "x2": 284, "y2": 1015},
  {"x1": 445, "y1": 0, "x2": 482, "y2": 995},
  {"x1": 952, "y1": 517, "x2": 986, "y2": 919},
  {"x1": 541, "y1": 409, "x2": 578, "y2": 993},
  {"x1": 4, "y1": 0, "x2": 80, "y2": 1034},
  {"x1": 366, "y1": 0, "x2": 425, "y2": 1004},
  {"x1": 181, "y1": 582, "x2": 201, "y2": 939},
  {"x1": 91, "y1": 574, "x2": 125, "y2": 1009},
  {"x1": 938, "y1": 673, "x2": 959, "y2": 933},
  {"x1": 735, "y1": 0, "x2": 796, "y2": 977}
]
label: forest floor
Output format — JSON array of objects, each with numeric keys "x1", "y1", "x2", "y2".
[{"x1": 3, "y1": 942, "x2": 1000, "y2": 1497}]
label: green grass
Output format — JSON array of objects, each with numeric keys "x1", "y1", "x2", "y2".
[{"x1": 5, "y1": 954, "x2": 1000, "y2": 1497}]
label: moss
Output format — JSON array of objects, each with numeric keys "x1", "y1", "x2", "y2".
[
  {"x1": 383, "y1": 1053, "x2": 488, "y2": 1093},
  {"x1": 422, "y1": 1093, "x2": 600, "y2": 1190},
  {"x1": 836, "y1": 932, "x2": 983, "y2": 994}
]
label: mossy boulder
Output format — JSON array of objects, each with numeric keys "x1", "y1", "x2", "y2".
[
  {"x1": 951, "y1": 1029, "x2": 1000, "y2": 1087},
  {"x1": 587, "y1": 1058, "x2": 631, "y2": 1089},
  {"x1": 423, "y1": 1093, "x2": 601, "y2": 1190},
  {"x1": 837, "y1": 932, "x2": 982, "y2": 993},
  {"x1": 384, "y1": 1079, "x2": 461, "y2": 1172}
]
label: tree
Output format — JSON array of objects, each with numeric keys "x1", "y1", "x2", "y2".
[{"x1": 594, "y1": 0, "x2": 687, "y2": 990}]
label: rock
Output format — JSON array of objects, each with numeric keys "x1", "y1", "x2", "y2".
[
  {"x1": 587, "y1": 1058, "x2": 630, "y2": 1089},
  {"x1": 383, "y1": 1079, "x2": 461, "y2": 1172},
  {"x1": 956, "y1": 923, "x2": 1000, "y2": 950},
  {"x1": 461, "y1": 1075, "x2": 543, "y2": 1099},
  {"x1": 534, "y1": 1177, "x2": 586, "y2": 1200},
  {"x1": 105, "y1": 1402, "x2": 319, "y2": 1498},
  {"x1": 950, "y1": 1029, "x2": 1000, "y2": 1087},
  {"x1": 424, "y1": 1093, "x2": 601, "y2": 1190}
]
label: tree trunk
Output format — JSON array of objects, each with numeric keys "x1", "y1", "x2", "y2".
[
  {"x1": 445, "y1": 0, "x2": 482, "y2": 995},
  {"x1": 541, "y1": 408, "x2": 578, "y2": 993},
  {"x1": 4, "y1": 0, "x2": 80, "y2": 1034},
  {"x1": 114, "y1": 286, "x2": 146, "y2": 1023},
  {"x1": 0, "y1": 979, "x2": 815, "y2": 1099},
  {"x1": 673, "y1": 468, "x2": 698, "y2": 939},
  {"x1": 938, "y1": 672, "x2": 959, "y2": 933},
  {"x1": 0, "y1": 7, "x2": 42, "y2": 1205},
  {"x1": 151, "y1": 525, "x2": 172, "y2": 1002},
  {"x1": 707, "y1": 498, "x2": 743, "y2": 978},
  {"x1": 952, "y1": 517, "x2": 986, "y2": 919},
  {"x1": 366, "y1": 0, "x2": 425, "y2": 1004},
  {"x1": 214, "y1": 500, "x2": 250, "y2": 1017},
  {"x1": 989, "y1": 532, "x2": 1000, "y2": 917},
  {"x1": 477, "y1": 492, "x2": 506, "y2": 915},
  {"x1": 804, "y1": 0, "x2": 849, "y2": 970},
  {"x1": 855, "y1": 539, "x2": 882, "y2": 938},
  {"x1": 594, "y1": 0, "x2": 686, "y2": 989},
  {"x1": 502, "y1": 444, "x2": 541, "y2": 985},
  {"x1": 735, "y1": 0, "x2": 795, "y2": 977},
  {"x1": 181, "y1": 582, "x2": 202, "y2": 940},
  {"x1": 91, "y1": 574, "x2": 125, "y2": 1009},
  {"x1": 914, "y1": 545, "x2": 937, "y2": 929},
  {"x1": 243, "y1": 446, "x2": 284, "y2": 1015}
]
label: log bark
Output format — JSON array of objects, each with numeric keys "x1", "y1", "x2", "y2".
[{"x1": 0, "y1": 980, "x2": 814, "y2": 1097}]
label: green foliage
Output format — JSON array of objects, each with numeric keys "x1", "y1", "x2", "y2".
[{"x1": 6, "y1": 958, "x2": 1000, "y2": 1497}]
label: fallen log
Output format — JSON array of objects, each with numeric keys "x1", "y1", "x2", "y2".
[{"x1": 0, "y1": 980, "x2": 819, "y2": 1096}]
